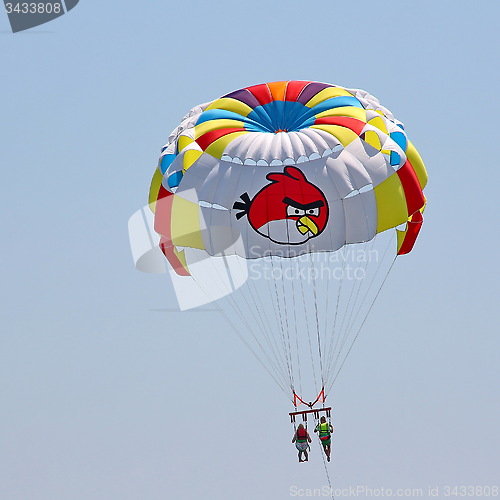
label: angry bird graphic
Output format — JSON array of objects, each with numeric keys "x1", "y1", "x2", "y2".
[{"x1": 233, "y1": 166, "x2": 329, "y2": 245}]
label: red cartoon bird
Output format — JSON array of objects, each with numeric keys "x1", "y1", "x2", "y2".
[{"x1": 233, "y1": 166, "x2": 329, "y2": 245}]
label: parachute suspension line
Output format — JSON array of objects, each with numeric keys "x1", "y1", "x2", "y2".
[
  {"x1": 289, "y1": 257, "x2": 303, "y2": 400},
  {"x1": 340, "y1": 237, "x2": 378, "y2": 348},
  {"x1": 281, "y1": 214, "x2": 302, "y2": 401},
  {"x1": 209, "y1": 297, "x2": 290, "y2": 397},
  {"x1": 242, "y1": 256, "x2": 291, "y2": 382},
  {"x1": 187, "y1": 261, "x2": 291, "y2": 396},
  {"x1": 278, "y1": 254, "x2": 296, "y2": 391},
  {"x1": 262, "y1": 254, "x2": 294, "y2": 384},
  {"x1": 326, "y1": 233, "x2": 396, "y2": 387},
  {"x1": 323, "y1": 246, "x2": 349, "y2": 386},
  {"x1": 298, "y1": 256, "x2": 319, "y2": 397},
  {"x1": 269, "y1": 254, "x2": 295, "y2": 391},
  {"x1": 327, "y1": 255, "x2": 398, "y2": 393},
  {"x1": 191, "y1": 209, "x2": 286, "y2": 386},
  {"x1": 335, "y1": 245, "x2": 363, "y2": 334},
  {"x1": 333, "y1": 242, "x2": 369, "y2": 358},
  {"x1": 217, "y1": 277, "x2": 290, "y2": 389},
  {"x1": 308, "y1": 252, "x2": 326, "y2": 393},
  {"x1": 335, "y1": 238, "x2": 379, "y2": 360},
  {"x1": 332, "y1": 241, "x2": 373, "y2": 370}
]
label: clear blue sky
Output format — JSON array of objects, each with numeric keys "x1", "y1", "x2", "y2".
[{"x1": 1, "y1": 1, "x2": 499, "y2": 499}]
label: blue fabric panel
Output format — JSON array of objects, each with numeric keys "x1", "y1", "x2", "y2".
[
  {"x1": 390, "y1": 151, "x2": 401, "y2": 166},
  {"x1": 160, "y1": 154, "x2": 176, "y2": 174},
  {"x1": 390, "y1": 131, "x2": 407, "y2": 152},
  {"x1": 288, "y1": 96, "x2": 363, "y2": 131},
  {"x1": 196, "y1": 109, "x2": 244, "y2": 125},
  {"x1": 167, "y1": 170, "x2": 183, "y2": 188}
]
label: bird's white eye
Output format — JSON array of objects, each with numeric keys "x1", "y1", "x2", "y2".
[
  {"x1": 306, "y1": 208, "x2": 320, "y2": 217},
  {"x1": 287, "y1": 206, "x2": 305, "y2": 217}
]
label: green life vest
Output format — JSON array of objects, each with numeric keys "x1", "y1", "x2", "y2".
[{"x1": 317, "y1": 422, "x2": 330, "y2": 436}]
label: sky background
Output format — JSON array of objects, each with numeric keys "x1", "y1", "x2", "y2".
[{"x1": 1, "y1": 1, "x2": 499, "y2": 499}]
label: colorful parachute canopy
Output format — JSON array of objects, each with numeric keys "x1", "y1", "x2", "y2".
[
  {"x1": 143, "y1": 81, "x2": 428, "y2": 402},
  {"x1": 149, "y1": 81, "x2": 427, "y2": 277}
]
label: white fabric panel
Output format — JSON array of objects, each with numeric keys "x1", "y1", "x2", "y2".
[
  {"x1": 170, "y1": 147, "x2": 388, "y2": 259},
  {"x1": 287, "y1": 131, "x2": 308, "y2": 159},
  {"x1": 343, "y1": 190, "x2": 377, "y2": 244},
  {"x1": 223, "y1": 133, "x2": 256, "y2": 160},
  {"x1": 344, "y1": 141, "x2": 394, "y2": 187},
  {"x1": 340, "y1": 147, "x2": 373, "y2": 191},
  {"x1": 302, "y1": 127, "x2": 341, "y2": 151},
  {"x1": 322, "y1": 156, "x2": 355, "y2": 198},
  {"x1": 241, "y1": 133, "x2": 269, "y2": 162},
  {"x1": 203, "y1": 207, "x2": 235, "y2": 255}
]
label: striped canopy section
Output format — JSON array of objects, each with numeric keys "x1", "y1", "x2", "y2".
[{"x1": 149, "y1": 81, "x2": 427, "y2": 274}]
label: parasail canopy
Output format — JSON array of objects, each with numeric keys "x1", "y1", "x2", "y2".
[{"x1": 140, "y1": 81, "x2": 428, "y2": 406}]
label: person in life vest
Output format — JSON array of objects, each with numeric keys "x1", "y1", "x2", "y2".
[
  {"x1": 291, "y1": 423, "x2": 312, "y2": 462},
  {"x1": 314, "y1": 416, "x2": 334, "y2": 462}
]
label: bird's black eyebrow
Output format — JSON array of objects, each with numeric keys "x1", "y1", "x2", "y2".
[{"x1": 283, "y1": 197, "x2": 324, "y2": 210}]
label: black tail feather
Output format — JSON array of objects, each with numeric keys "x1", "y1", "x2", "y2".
[{"x1": 233, "y1": 192, "x2": 251, "y2": 219}]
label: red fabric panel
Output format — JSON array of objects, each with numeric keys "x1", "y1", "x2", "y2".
[
  {"x1": 314, "y1": 116, "x2": 365, "y2": 135},
  {"x1": 398, "y1": 211, "x2": 423, "y2": 255},
  {"x1": 159, "y1": 236, "x2": 191, "y2": 276},
  {"x1": 154, "y1": 188, "x2": 173, "y2": 239},
  {"x1": 397, "y1": 160, "x2": 426, "y2": 215},
  {"x1": 246, "y1": 83, "x2": 274, "y2": 106},
  {"x1": 195, "y1": 127, "x2": 244, "y2": 151},
  {"x1": 284, "y1": 80, "x2": 311, "y2": 102},
  {"x1": 154, "y1": 188, "x2": 190, "y2": 275}
]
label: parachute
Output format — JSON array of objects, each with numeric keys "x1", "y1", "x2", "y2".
[{"x1": 140, "y1": 80, "x2": 427, "y2": 410}]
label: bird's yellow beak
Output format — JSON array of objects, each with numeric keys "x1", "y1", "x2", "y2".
[{"x1": 297, "y1": 216, "x2": 319, "y2": 236}]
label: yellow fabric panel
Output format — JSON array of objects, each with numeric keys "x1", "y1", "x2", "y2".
[
  {"x1": 315, "y1": 106, "x2": 366, "y2": 121},
  {"x1": 205, "y1": 131, "x2": 248, "y2": 158},
  {"x1": 194, "y1": 119, "x2": 244, "y2": 139},
  {"x1": 406, "y1": 141, "x2": 428, "y2": 189},
  {"x1": 182, "y1": 149, "x2": 203, "y2": 171},
  {"x1": 310, "y1": 125, "x2": 359, "y2": 146},
  {"x1": 306, "y1": 87, "x2": 354, "y2": 108},
  {"x1": 170, "y1": 195, "x2": 204, "y2": 249},
  {"x1": 374, "y1": 173, "x2": 408, "y2": 233},
  {"x1": 205, "y1": 98, "x2": 253, "y2": 117},
  {"x1": 367, "y1": 116, "x2": 388, "y2": 134},
  {"x1": 148, "y1": 167, "x2": 163, "y2": 211},
  {"x1": 396, "y1": 227, "x2": 407, "y2": 253},
  {"x1": 178, "y1": 134, "x2": 194, "y2": 152},
  {"x1": 268, "y1": 81, "x2": 287, "y2": 101},
  {"x1": 363, "y1": 130, "x2": 382, "y2": 151}
]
